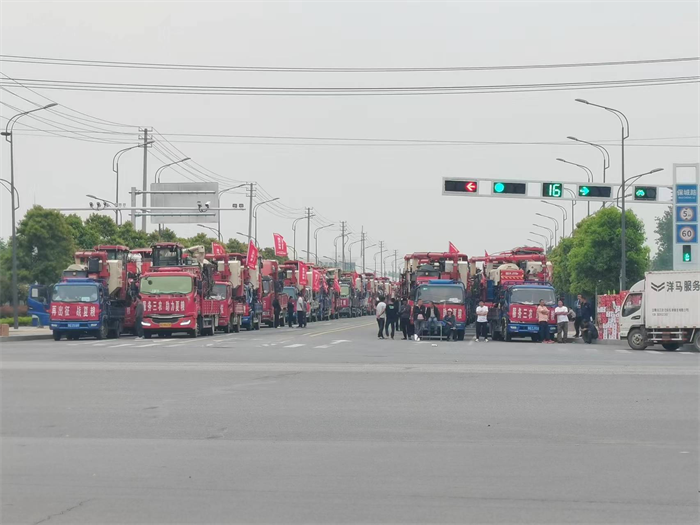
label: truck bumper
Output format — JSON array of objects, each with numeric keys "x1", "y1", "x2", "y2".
[
  {"x1": 507, "y1": 323, "x2": 556, "y2": 335},
  {"x1": 142, "y1": 316, "x2": 195, "y2": 333},
  {"x1": 51, "y1": 320, "x2": 101, "y2": 331}
]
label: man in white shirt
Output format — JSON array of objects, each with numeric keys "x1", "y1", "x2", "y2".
[
  {"x1": 554, "y1": 299, "x2": 569, "y2": 343},
  {"x1": 475, "y1": 301, "x2": 489, "y2": 342},
  {"x1": 296, "y1": 294, "x2": 306, "y2": 328},
  {"x1": 376, "y1": 299, "x2": 387, "y2": 339}
]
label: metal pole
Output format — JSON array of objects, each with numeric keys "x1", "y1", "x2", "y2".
[
  {"x1": 341, "y1": 221, "x2": 346, "y2": 269},
  {"x1": 140, "y1": 129, "x2": 149, "y2": 232},
  {"x1": 130, "y1": 187, "x2": 137, "y2": 226},
  {"x1": 621, "y1": 128, "x2": 626, "y2": 291},
  {"x1": 379, "y1": 241, "x2": 384, "y2": 278},
  {"x1": 306, "y1": 207, "x2": 311, "y2": 264},
  {"x1": 9, "y1": 134, "x2": 18, "y2": 329},
  {"x1": 247, "y1": 183, "x2": 254, "y2": 245},
  {"x1": 361, "y1": 228, "x2": 365, "y2": 274}
]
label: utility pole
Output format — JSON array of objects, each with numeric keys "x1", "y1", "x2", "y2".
[
  {"x1": 305, "y1": 207, "x2": 311, "y2": 263},
  {"x1": 130, "y1": 187, "x2": 137, "y2": 226},
  {"x1": 361, "y1": 227, "x2": 366, "y2": 274},
  {"x1": 340, "y1": 221, "x2": 347, "y2": 270},
  {"x1": 140, "y1": 128, "x2": 150, "y2": 232},
  {"x1": 247, "y1": 182, "x2": 255, "y2": 246},
  {"x1": 379, "y1": 241, "x2": 384, "y2": 277},
  {"x1": 394, "y1": 250, "x2": 398, "y2": 280}
]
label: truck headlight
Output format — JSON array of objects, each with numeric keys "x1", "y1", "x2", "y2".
[
  {"x1": 180, "y1": 319, "x2": 191, "y2": 326},
  {"x1": 141, "y1": 321, "x2": 152, "y2": 327}
]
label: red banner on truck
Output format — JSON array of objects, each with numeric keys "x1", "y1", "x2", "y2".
[{"x1": 273, "y1": 233, "x2": 288, "y2": 257}]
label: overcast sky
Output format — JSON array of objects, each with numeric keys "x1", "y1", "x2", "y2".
[{"x1": 1, "y1": 1, "x2": 698, "y2": 269}]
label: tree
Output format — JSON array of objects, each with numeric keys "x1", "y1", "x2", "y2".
[
  {"x1": 84, "y1": 214, "x2": 121, "y2": 245},
  {"x1": 651, "y1": 207, "x2": 673, "y2": 271},
  {"x1": 65, "y1": 214, "x2": 100, "y2": 249},
  {"x1": 182, "y1": 232, "x2": 217, "y2": 248},
  {"x1": 548, "y1": 236, "x2": 574, "y2": 293},
  {"x1": 566, "y1": 207, "x2": 649, "y2": 296},
  {"x1": 226, "y1": 238, "x2": 248, "y2": 254},
  {"x1": 117, "y1": 222, "x2": 150, "y2": 248},
  {"x1": 5, "y1": 206, "x2": 76, "y2": 286},
  {"x1": 260, "y1": 247, "x2": 288, "y2": 263}
]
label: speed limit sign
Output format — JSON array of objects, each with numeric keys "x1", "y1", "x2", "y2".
[
  {"x1": 677, "y1": 224, "x2": 698, "y2": 243},
  {"x1": 677, "y1": 206, "x2": 697, "y2": 222}
]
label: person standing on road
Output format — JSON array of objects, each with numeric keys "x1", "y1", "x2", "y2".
[
  {"x1": 287, "y1": 296, "x2": 296, "y2": 328},
  {"x1": 412, "y1": 299, "x2": 426, "y2": 341},
  {"x1": 443, "y1": 309, "x2": 456, "y2": 341},
  {"x1": 385, "y1": 297, "x2": 398, "y2": 339},
  {"x1": 273, "y1": 296, "x2": 281, "y2": 328},
  {"x1": 575, "y1": 294, "x2": 588, "y2": 338},
  {"x1": 475, "y1": 301, "x2": 489, "y2": 342},
  {"x1": 376, "y1": 297, "x2": 387, "y2": 339},
  {"x1": 426, "y1": 302, "x2": 441, "y2": 336},
  {"x1": 399, "y1": 299, "x2": 411, "y2": 340},
  {"x1": 554, "y1": 299, "x2": 569, "y2": 343},
  {"x1": 134, "y1": 295, "x2": 144, "y2": 339},
  {"x1": 537, "y1": 299, "x2": 552, "y2": 343},
  {"x1": 296, "y1": 293, "x2": 306, "y2": 328}
]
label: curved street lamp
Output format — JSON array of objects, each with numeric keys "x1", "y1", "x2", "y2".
[
  {"x1": 556, "y1": 157, "x2": 594, "y2": 216},
  {"x1": 0, "y1": 178, "x2": 20, "y2": 210},
  {"x1": 527, "y1": 238, "x2": 545, "y2": 250},
  {"x1": 529, "y1": 231, "x2": 550, "y2": 252},
  {"x1": 533, "y1": 223, "x2": 555, "y2": 246},
  {"x1": 155, "y1": 157, "x2": 191, "y2": 183},
  {"x1": 253, "y1": 197, "x2": 280, "y2": 249},
  {"x1": 567, "y1": 136, "x2": 610, "y2": 183},
  {"x1": 541, "y1": 200, "x2": 568, "y2": 238},
  {"x1": 198, "y1": 223, "x2": 222, "y2": 242},
  {"x1": 113, "y1": 141, "x2": 153, "y2": 224},
  {"x1": 313, "y1": 223, "x2": 334, "y2": 264},
  {"x1": 535, "y1": 213, "x2": 560, "y2": 245}
]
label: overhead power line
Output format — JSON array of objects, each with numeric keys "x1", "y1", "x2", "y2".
[
  {"x1": 0, "y1": 75, "x2": 697, "y2": 96},
  {"x1": 1, "y1": 54, "x2": 697, "y2": 73}
]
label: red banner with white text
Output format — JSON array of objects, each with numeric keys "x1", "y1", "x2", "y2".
[
  {"x1": 273, "y1": 233, "x2": 288, "y2": 257},
  {"x1": 211, "y1": 242, "x2": 226, "y2": 256},
  {"x1": 246, "y1": 242, "x2": 259, "y2": 270},
  {"x1": 298, "y1": 262, "x2": 308, "y2": 286}
]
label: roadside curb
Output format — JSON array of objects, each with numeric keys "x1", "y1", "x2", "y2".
[
  {"x1": 1, "y1": 334, "x2": 54, "y2": 342},
  {"x1": 571, "y1": 338, "x2": 623, "y2": 346}
]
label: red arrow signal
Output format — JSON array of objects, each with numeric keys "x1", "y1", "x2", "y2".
[{"x1": 465, "y1": 181, "x2": 477, "y2": 193}]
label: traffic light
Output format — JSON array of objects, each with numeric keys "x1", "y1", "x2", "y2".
[
  {"x1": 578, "y1": 185, "x2": 612, "y2": 199},
  {"x1": 493, "y1": 182, "x2": 526, "y2": 195},
  {"x1": 444, "y1": 180, "x2": 479, "y2": 194},
  {"x1": 634, "y1": 186, "x2": 658, "y2": 201},
  {"x1": 682, "y1": 245, "x2": 692, "y2": 262},
  {"x1": 542, "y1": 183, "x2": 563, "y2": 198}
]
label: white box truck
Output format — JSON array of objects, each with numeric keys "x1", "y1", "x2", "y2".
[{"x1": 620, "y1": 270, "x2": 700, "y2": 351}]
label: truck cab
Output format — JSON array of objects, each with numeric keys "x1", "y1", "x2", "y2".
[
  {"x1": 413, "y1": 280, "x2": 468, "y2": 340},
  {"x1": 28, "y1": 284, "x2": 52, "y2": 327},
  {"x1": 492, "y1": 283, "x2": 557, "y2": 341}
]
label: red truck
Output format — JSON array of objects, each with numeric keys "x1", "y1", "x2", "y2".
[
  {"x1": 206, "y1": 252, "x2": 239, "y2": 333},
  {"x1": 228, "y1": 252, "x2": 262, "y2": 331},
  {"x1": 261, "y1": 260, "x2": 289, "y2": 327},
  {"x1": 324, "y1": 267, "x2": 343, "y2": 320},
  {"x1": 139, "y1": 243, "x2": 219, "y2": 338}
]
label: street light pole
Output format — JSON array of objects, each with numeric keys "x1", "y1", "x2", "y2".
[
  {"x1": 348, "y1": 239, "x2": 362, "y2": 269},
  {"x1": 198, "y1": 223, "x2": 222, "y2": 242},
  {"x1": 576, "y1": 98, "x2": 630, "y2": 290},
  {"x1": 535, "y1": 213, "x2": 560, "y2": 246},
  {"x1": 2, "y1": 102, "x2": 58, "y2": 330},
  {"x1": 529, "y1": 231, "x2": 550, "y2": 252},
  {"x1": 563, "y1": 188, "x2": 577, "y2": 235},
  {"x1": 527, "y1": 238, "x2": 545, "y2": 250},
  {"x1": 313, "y1": 224, "x2": 333, "y2": 265},
  {"x1": 86, "y1": 194, "x2": 123, "y2": 224},
  {"x1": 541, "y1": 201, "x2": 568, "y2": 239},
  {"x1": 292, "y1": 216, "x2": 311, "y2": 261},
  {"x1": 556, "y1": 157, "x2": 594, "y2": 216},
  {"x1": 113, "y1": 142, "x2": 153, "y2": 225},
  {"x1": 253, "y1": 197, "x2": 280, "y2": 249},
  {"x1": 155, "y1": 157, "x2": 191, "y2": 183},
  {"x1": 567, "y1": 136, "x2": 610, "y2": 183},
  {"x1": 533, "y1": 223, "x2": 555, "y2": 247},
  {"x1": 216, "y1": 184, "x2": 246, "y2": 242}
]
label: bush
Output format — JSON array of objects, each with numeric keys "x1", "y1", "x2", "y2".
[
  {"x1": 0, "y1": 316, "x2": 34, "y2": 326},
  {"x1": 0, "y1": 305, "x2": 28, "y2": 317}
]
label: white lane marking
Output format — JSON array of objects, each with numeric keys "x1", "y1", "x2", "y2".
[
  {"x1": 679, "y1": 352, "x2": 695, "y2": 355},
  {"x1": 92, "y1": 343, "x2": 106, "y2": 347},
  {"x1": 615, "y1": 349, "x2": 632, "y2": 354},
  {"x1": 315, "y1": 345, "x2": 330, "y2": 349},
  {"x1": 137, "y1": 343, "x2": 160, "y2": 347},
  {"x1": 110, "y1": 343, "x2": 133, "y2": 348},
  {"x1": 163, "y1": 344, "x2": 182, "y2": 348},
  {"x1": 284, "y1": 344, "x2": 305, "y2": 348},
  {"x1": 331, "y1": 340, "x2": 350, "y2": 345},
  {"x1": 645, "y1": 350, "x2": 662, "y2": 355}
]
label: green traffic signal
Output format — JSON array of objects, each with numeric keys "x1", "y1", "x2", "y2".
[
  {"x1": 494, "y1": 182, "x2": 505, "y2": 193},
  {"x1": 579, "y1": 186, "x2": 591, "y2": 197},
  {"x1": 578, "y1": 185, "x2": 611, "y2": 198},
  {"x1": 492, "y1": 182, "x2": 526, "y2": 195},
  {"x1": 633, "y1": 186, "x2": 658, "y2": 201},
  {"x1": 682, "y1": 245, "x2": 692, "y2": 262},
  {"x1": 542, "y1": 183, "x2": 563, "y2": 198}
]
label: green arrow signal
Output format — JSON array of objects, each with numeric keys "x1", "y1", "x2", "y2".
[{"x1": 580, "y1": 186, "x2": 590, "y2": 196}]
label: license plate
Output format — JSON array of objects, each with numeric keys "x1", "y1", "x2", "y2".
[
  {"x1": 159, "y1": 323, "x2": 172, "y2": 328},
  {"x1": 68, "y1": 323, "x2": 80, "y2": 328}
]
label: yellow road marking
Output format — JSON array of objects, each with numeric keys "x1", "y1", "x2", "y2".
[{"x1": 308, "y1": 322, "x2": 375, "y2": 338}]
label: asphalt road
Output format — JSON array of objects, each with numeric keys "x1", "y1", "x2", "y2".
[{"x1": 2, "y1": 318, "x2": 698, "y2": 524}]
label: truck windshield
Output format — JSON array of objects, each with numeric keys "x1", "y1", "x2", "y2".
[
  {"x1": 283, "y1": 286, "x2": 298, "y2": 300},
  {"x1": 510, "y1": 287, "x2": 556, "y2": 306},
  {"x1": 140, "y1": 276, "x2": 193, "y2": 294},
  {"x1": 415, "y1": 285, "x2": 464, "y2": 304},
  {"x1": 52, "y1": 284, "x2": 98, "y2": 303},
  {"x1": 212, "y1": 283, "x2": 228, "y2": 299},
  {"x1": 262, "y1": 279, "x2": 271, "y2": 295},
  {"x1": 152, "y1": 247, "x2": 181, "y2": 267},
  {"x1": 340, "y1": 284, "x2": 350, "y2": 297}
]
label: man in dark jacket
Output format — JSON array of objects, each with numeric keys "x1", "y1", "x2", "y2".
[
  {"x1": 425, "y1": 302, "x2": 442, "y2": 336},
  {"x1": 399, "y1": 299, "x2": 411, "y2": 340},
  {"x1": 412, "y1": 299, "x2": 426, "y2": 341},
  {"x1": 385, "y1": 298, "x2": 399, "y2": 339},
  {"x1": 272, "y1": 296, "x2": 281, "y2": 328},
  {"x1": 135, "y1": 295, "x2": 144, "y2": 339},
  {"x1": 287, "y1": 296, "x2": 295, "y2": 327},
  {"x1": 443, "y1": 309, "x2": 456, "y2": 341}
]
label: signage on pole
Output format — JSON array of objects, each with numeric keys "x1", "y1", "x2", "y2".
[
  {"x1": 672, "y1": 164, "x2": 700, "y2": 270},
  {"x1": 676, "y1": 224, "x2": 698, "y2": 244}
]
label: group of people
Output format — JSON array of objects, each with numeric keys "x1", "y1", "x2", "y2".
[{"x1": 376, "y1": 297, "x2": 460, "y2": 341}]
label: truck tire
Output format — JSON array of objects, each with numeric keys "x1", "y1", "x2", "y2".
[
  {"x1": 661, "y1": 343, "x2": 680, "y2": 351},
  {"x1": 693, "y1": 331, "x2": 700, "y2": 352},
  {"x1": 53, "y1": 331, "x2": 62, "y2": 341},
  {"x1": 224, "y1": 316, "x2": 232, "y2": 334},
  {"x1": 144, "y1": 332, "x2": 152, "y2": 339},
  {"x1": 501, "y1": 319, "x2": 511, "y2": 342},
  {"x1": 627, "y1": 328, "x2": 647, "y2": 350},
  {"x1": 96, "y1": 323, "x2": 108, "y2": 340}
]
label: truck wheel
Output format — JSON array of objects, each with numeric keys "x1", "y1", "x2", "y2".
[
  {"x1": 53, "y1": 331, "x2": 62, "y2": 341},
  {"x1": 96, "y1": 323, "x2": 108, "y2": 340},
  {"x1": 693, "y1": 331, "x2": 700, "y2": 352},
  {"x1": 189, "y1": 329, "x2": 197, "y2": 338},
  {"x1": 144, "y1": 332, "x2": 152, "y2": 339},
  {"x1": 627, "y1": 328, "x2": 647, "y2": 350},
  {"x1": 661, "y1": 343, "x2": 680, "y2": 351},
  {"x1": 224, "y1": 317, "x2": 232, "y2": 334},
  {"x1": 501, "y1": 319, "x2": 511, "y2": 342}
]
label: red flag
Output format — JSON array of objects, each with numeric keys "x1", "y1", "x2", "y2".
[
  {"x1": 273, "y1": 233, "x2": 288, "y2": 257},
  {"x1": 298, "y1": 262, "x2": 308, "y2": 286},
  {"x1": 211, "y1": 242, "x2": 226, "y2": 256},
  {"x1": 312, "y1": 269, "x2": 321, "y2": 291},
  {"x1": 333, "y1": 277, "x2": 341, "y2": 293},
  {"x1": 449, "y1": 242, "x2": 459, "y2": 254},
  {"x1": 246, "y1": 242, "x2": 259, "y2": 270}
]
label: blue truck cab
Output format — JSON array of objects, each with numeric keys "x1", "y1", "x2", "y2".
[
  {"x1": 490, "y1": 282, "x2": 557, "y2": 341},
  {"x1": 413, "y1": 279, "x2": 469, "y2": 340},
  {"x1": 50, "y1": 279, "x2": 124, "y2": 341},
  {"x1": 28, "y1": 284, "x2": 52, "y2": 327}
]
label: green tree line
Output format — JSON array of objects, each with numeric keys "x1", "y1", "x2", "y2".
[{"x1": 0, "y1": 206, "x2": 288, "y2": 292}]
